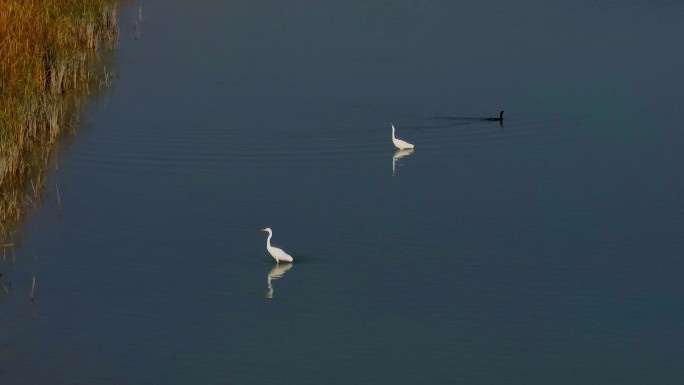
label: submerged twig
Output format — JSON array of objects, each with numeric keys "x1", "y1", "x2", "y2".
[{"x1": 56, "y1": 184, "x2": 61, "y2": 210}]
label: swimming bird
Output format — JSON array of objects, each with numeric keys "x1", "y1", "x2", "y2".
[
  {"x1": 391, "y1": 124, "x2": 414, "y2": 150},
  {"x1": 260, "y1": 228, "x2": 293, "y2": 263},
  {"x1": 485, "y1": 111, "x2": 504, "y2": 122}
]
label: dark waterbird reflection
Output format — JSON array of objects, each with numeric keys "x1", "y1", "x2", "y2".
[
  {"x1": 392, "y1": 148, "x2": 414, "y2": 177},
  {"x1": 265, "y1": 263, "x2": 293, "y2": 299}
]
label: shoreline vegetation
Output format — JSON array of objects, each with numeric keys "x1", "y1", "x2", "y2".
[{"x1": 0, "y1": 0, "x2": 118, "y2": 242}]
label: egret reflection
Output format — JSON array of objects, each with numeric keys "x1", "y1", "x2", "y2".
[
  {"x1": 265, "y1": 262, "x2": 293, "y2": 298},
  {"x1": 392, "y1": 148, "x2": 414, "y2": 176}
]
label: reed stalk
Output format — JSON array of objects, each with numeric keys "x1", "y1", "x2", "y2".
[{"x1": 0, "y1": 0, "x2": 118, "y2": 239}]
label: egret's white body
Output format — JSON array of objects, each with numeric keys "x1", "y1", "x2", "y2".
[
  {"x1": 391, "y1": 124, "x2": 414, "y2": 150},
  {"x1": 260, "y1": 228, "x2": 293, "y2": 263}
]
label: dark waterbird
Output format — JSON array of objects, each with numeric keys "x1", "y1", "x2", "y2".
[
  {"x1": 425, "y1": 110, "x2": 505, "y2": 127},
  {"x1": 484, "y1": 111, "x2": 504, "y2": 122}
]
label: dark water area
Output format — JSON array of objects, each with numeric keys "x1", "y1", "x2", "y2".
[{"x1": 2, "y1": 1, "x2": 684, "y2": 384}]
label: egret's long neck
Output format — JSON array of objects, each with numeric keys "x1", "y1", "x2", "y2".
[
  {"x1": 266, "y1": 231, "x2": 273, "y2": 249},
  {"x1": 391, "y1": 125, "x2": 396, "y2": 140}
]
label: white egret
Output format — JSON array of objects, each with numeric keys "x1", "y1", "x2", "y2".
[
  {"x1": 260, "y1": 228, "x2": 293, "y2": 263},
  {"x1": 391, "y1": 124, "x2": 415, "y2": 150}
]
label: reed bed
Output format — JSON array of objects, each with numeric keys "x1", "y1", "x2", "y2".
[{"x1": 0, "y1": 0, "x2": 118, "y2": 239}]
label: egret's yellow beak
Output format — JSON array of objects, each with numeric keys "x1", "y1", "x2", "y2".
[{"x1": 260, "y1": 228, "x2": 267, "y2": 232}]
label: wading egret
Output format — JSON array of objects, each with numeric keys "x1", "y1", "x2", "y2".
[
  {"x1": 391, "y1": 124, "x2": 414, "y2": 150},
  {"x1": 260, "y1": 228, "x2": 293, "y2": 263}
]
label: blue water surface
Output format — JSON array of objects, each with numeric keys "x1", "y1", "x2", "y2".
[{"x1": 2, "y1": 1, "x2": 683, "y2": 384}]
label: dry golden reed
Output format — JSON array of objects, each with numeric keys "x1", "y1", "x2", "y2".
[{"x1": 0, "y1": 0, "x2": 118, "y2": 239}]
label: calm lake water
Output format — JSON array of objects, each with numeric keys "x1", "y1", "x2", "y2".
[{"x1": 2, "y1": 1, "x2": 684, "y2": 384}]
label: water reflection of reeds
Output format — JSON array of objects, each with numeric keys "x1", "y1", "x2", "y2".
[{"x1": 0, "y1": 0, "x2": 118, "y2": 239}]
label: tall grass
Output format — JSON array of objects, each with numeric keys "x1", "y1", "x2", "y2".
[{"x1": 0, "y1": 0, "x2": 118, "y2": 239}]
